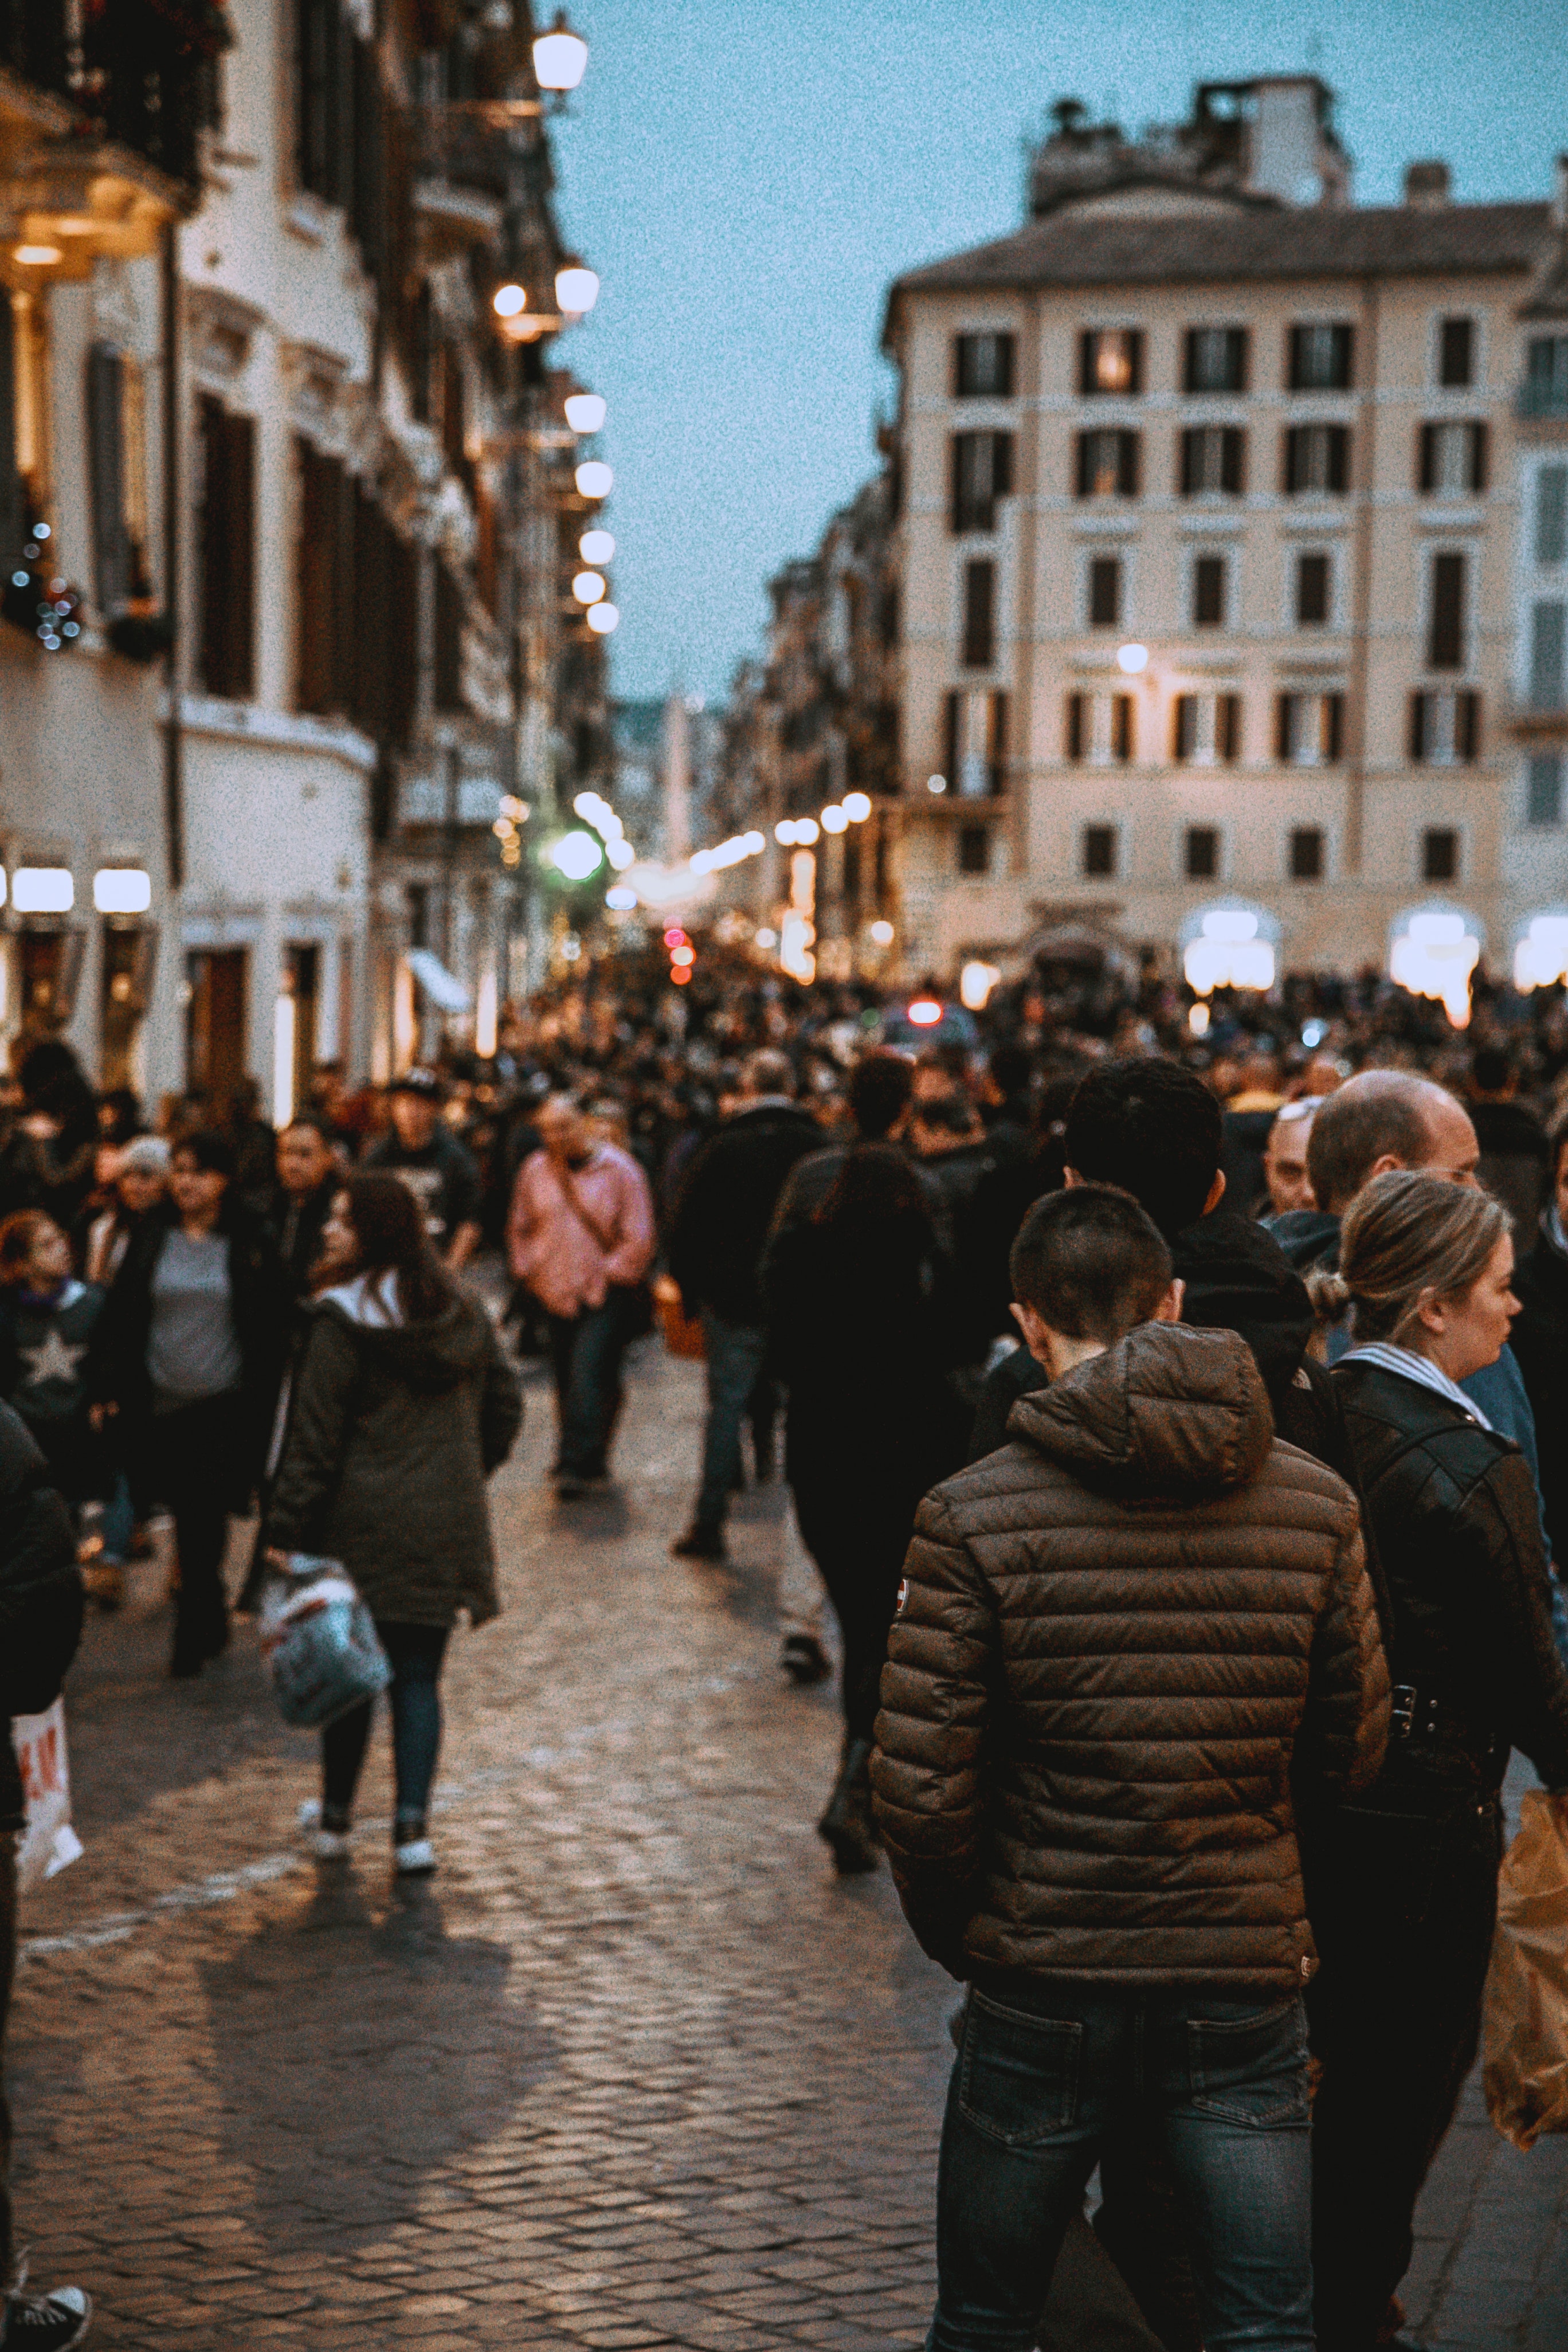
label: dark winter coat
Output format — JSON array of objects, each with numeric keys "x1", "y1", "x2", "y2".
[
  {"x1": 1332, "y1": 1358, "x2": 1568, "y2": 1802},
  {"x1": 0, "y1": 1401, "x2": 82, "y2": 1830},
  {"x1": 0, "y1": 1279, "x2": 108, "y2": 1502},
  {"x1": 1511, "y1": 1222, "x2": 1568, "y2": 1570},
  {"x1": 872, "y1": 1322, "x2": 1389, "y2": 1989},
  {"x1": 668, "y1": 1100, "x2": 822, "y2": 1325},
  {"x1": 1471, "y1": 1098, "x2": 1550, "y2": 1240},
  {"x1": 264, "y1": 1287, "x2": 523, "y2": 1628}
]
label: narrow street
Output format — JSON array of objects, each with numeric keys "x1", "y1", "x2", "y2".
[{"x1": 10, "y1": 1341, "x2": 1568, "y2": 2351}]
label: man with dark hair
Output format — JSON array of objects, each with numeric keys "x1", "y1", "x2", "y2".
[
  {"x1": 1468, "y1": 1048, "x2": 1549, "y2": 1239},
  {"x1": 767, "y1": 1048, "x2": 917, "y2": 1236},
  {"x1": 875, "y1": 1183, "x2": 1388, "y2": 2352},
  {"x1": 366, "y1": 1072, "x2": 482, "y2": 1268},
  {"x1": 268, "y1": 1118, "x2": 340, "y2": 1299}
]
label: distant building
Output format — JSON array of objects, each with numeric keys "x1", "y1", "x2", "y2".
[{"x1": 879, "y1": 75, "x2": 1568, "y2": 994}]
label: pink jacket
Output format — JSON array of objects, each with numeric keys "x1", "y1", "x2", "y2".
[{"x1": 508, "y1": 1143, "x2": 656, "y2": 1318}]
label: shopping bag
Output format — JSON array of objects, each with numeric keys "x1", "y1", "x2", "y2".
[
  {"x1": 257, "y1": 1553, "x2": 391, "y2": 1730},
  {"x1": 11, "y1": 1698, "x2": 84, "y2": 1893},
  {"x1": 1483, "y1": 1788, "x2": 1568, "y2": 2149},
  {"x1": 654, "y1": 1274, "x2": 706, "y2": 1360}
]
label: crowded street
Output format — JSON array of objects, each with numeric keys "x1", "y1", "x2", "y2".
[{"x1": 6, "y1": 1335, "x2": 1567, "y2": 2351}]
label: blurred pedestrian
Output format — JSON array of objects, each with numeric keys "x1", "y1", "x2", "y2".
[
  {"x1": 266, "y1": 1174, "x2": 522, "y2": 1876},
  {"x1": 765, "y1": 1143, "x2": 967, "y2": 1873},
  {"x1": 0, "y1": 1395, "x2": 91, "y2": 2350},
  {"x1": 0, "y1": 1213, "x2": 108, "y2": 1535},
  {"x1": 1260, "y1": 1096, "x2": 1322, "y2": 1218},
  {"x1": 268, "y1": 1117, "x2": 340, "y2": 1299},
  {"x1": 508, "y1": 1094, "x2": 655, "y2": 1496},
  {"x1": 1314, "y1": 1172, "x2": 1568, "y2": 2350},
  {"x1": 93, "y1": 1132, "x2": 286, "y2": 1676},
  {"x1": 1510, "y1": 1108, "x2": 1568, "y2": 1571},
  {"x1": 364, "y1": 1071, "x2": 483, "y2": 1268},
  {"x1": 1468, "y1": 1045, "x2": 1549, "y2": 1240},
  {"x1": 667, "y1": 1049, "x2": 818, "y2": 1562},
  {"x1": 873, "y1": 1185, "x2": 1386, "y2": 2352}
]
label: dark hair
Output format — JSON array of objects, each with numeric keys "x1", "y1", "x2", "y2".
[
  {"x1": 171, "y1": 1128, "x2": 236, "y2": 1181},
  {"x1": 1063, "y1": 1060, "x2": 1222, "y2": 1238},
  {"x1": 816, "y1": 1140, "x2": 931, "y2": 1233},
  {"x1": 0, "y1": 1210, "x2": 60, "y2": 1283},
  {"x1": 988, "y1": 1042, "x2": 1034, "y2": 1101},
  {"x1": 1305, "y1": 1073, "x2": 1444, "y2": 1217},
  {"x1": 915, "y1": 1089, "x2": 980, "y2": 1139},
  {"x1": 340, "y1": 1171, "x2": 454, "y2": 1322},
  {"x1": 848, "y1": 1048, "x2": 915, "y2": 1140},
  {"x1": 1471, "y1": 1047, "x2": 1513, "y2": 1096},
  {"x1": 1009, "y1": 1184, "x2": 1173, "y2": 1342},
  {"x1": 280, "y1": 1114, "x2": 333, "y2": 1144}
]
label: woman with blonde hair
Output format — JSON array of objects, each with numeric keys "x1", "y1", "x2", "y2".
[{"x1": 1310, "y1": 1170, "x2": 1568, "y2": 2350}]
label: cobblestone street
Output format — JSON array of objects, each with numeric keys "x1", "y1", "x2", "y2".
[{"x1": 10, "y1": 1340, "x2": 1568, "y2": 2350}]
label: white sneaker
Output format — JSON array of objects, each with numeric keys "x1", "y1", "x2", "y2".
[
  {"x1": 311, "y1": 1828, "x2": 351, "y2": 1861},
  {"x1": 394, "y1": 1838, "x2": 436, "y2": 1876}
]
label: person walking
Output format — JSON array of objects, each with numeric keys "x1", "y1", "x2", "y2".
[
  {"x1": 267, "y1": 1118, "x2": 341, "y2": 1299},
  {"x1": 0, "y1": 1398, "x2": 92, "y2": 2349},
  {"x1": 1311, "y1": 1171, "x2": 1568, "y2": 2351},
  {"x1": 667, "y1": 1049, "x2": 820, "y2": 1562},
  {"x1": 265, "y1": 1173, "x2": 522, "y2": 1876},
  {"x1": 0, "y1": 1213, "x2": 108, "y2": 1538},
  {"x1": 873, "y1": 1183, "x2": 1389, "y2": 2352},
  {"x1": 765, "y1": 1143, "x2": 968, "y2": 1873},
  {"x1": 81, "y1": 1136, "x2": 168, "y2": 1287},
  {"x1": 507, "y1": 1093, "x2": 654, "y2": 1496},
  {"x1": 365, "y1": 1071, "x2": 483, "y2": 1269},
  {"x1": 1509, "y1": 1108, "x2": 1568, "y2": 1570},
  {"x1": 92, "y1": 1132, "x2": 286, "y2": 1676}
]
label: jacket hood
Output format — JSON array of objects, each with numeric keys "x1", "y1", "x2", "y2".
[
  {"x1": 1172, "y1": 1208, "x2": 1317, "y2": 1411},
  {"x1": 1265, "y1": 1207, "x2": 1341, "y2": 1276},
  {"x1": 317, "y1": 1290, "x2": 491, "y2": 1393},
  {"x1": 1009, "y1": 1322, "x2": 1275, "y2": 1500}
]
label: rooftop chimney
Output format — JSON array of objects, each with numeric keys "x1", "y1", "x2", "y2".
[{"x1": 1404, "y1": 160, "x2": 1451, "y2": 209}]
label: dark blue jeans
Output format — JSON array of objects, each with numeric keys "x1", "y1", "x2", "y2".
[
  {"x1": 928, "y1": 1982, "x2": 1314, "y2": 2352},
  {"x1": 547, "y1": 1294, "x2": 633, "y2": 1477},
  {"x1": 693, "y1": 1312, "x2": 771, "y2": 1530},
  {"x1": 321, "y1": 1621, "x2": 450, "y2": 1824}
]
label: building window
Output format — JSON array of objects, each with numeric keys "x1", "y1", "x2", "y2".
[
  {"x1": 1531, "y1": 601, "x2": 1567, "y2": 710},
  {"x1": 1067, "y1": 692, "x2": 1135, "y2": 765},
  {"x1": 1192, "y1": 554, "x2": 1227, "y2": 628},
  {"x1": 1527, "y1": 752, "x2": 1564, "y2": 828},
  {"x1": 1075, "y1": 429, "x2": 1139, "y2": 498},
  {"x1": 86, "y1": 341, "x2": 150, "y2": 620},
  {"x1": 1438, "y1": 316, "x2": 1474, "y2": 388},
  {"x1": 1276, "y1": 692, "x2": 1343, "y2": 766},
  {"x1": 958, "y1": 823, "x2": 990, "y2": 876},
  {"x1": 1418, "y1": 421, "x2": 1488, "y2": 496},
  {"x1": 1185, "y1": 327, "x2": 1248, "y2": 393},
  {"x1": 1283, "y1": 425, "x2": 1350, "y2": 495},
  {"x1": 1185, "y1": 827, "x2": 1219, "y2": 881},
  {"x1": 1296, "y1": 551, "x2": 1331, "y2": 626},
  {"x1": 950, "y1": 430, "x2": 1013, "y2": 533},
  {"x1": 1428, "y1": 551, "x2": 1467, "y2": 670},
  {"x1": 1422, "y1": 828, "x2": 1459, "y2": 883},
  {"x1": 1081, "y1": 824, "x2": 1117, "y2": 878},
  {"x1": 296, "y1": 0, "x2": 354, "y2": 205},
  {"x1": 195, "y1": 394, "x2": 256, "y2": 701},
  {"x1": 961, "y1": 559, "x2": 995, "y2": 668},
  {"x1": 1087, "y1": 555, "x2": 1121, "y2": 627},
  {"x1": 1174, "y1": 693, "x2": 1241, "y2": 764},
  {"x1": 1289, "y1": 826, "x2": 1324, "y2": 881},
  {"x1": 1536, "y1": 467, "x2": 1568, "y2": 568},
  {"x1": 943, "y1": 688, "x2": 1009, "y2": 795},
  {"x1": 954, "y1": 332, "x2": 1015, "y2": 397},
  {"x1": 1179, "y1": 426, "x2": 1245, "y2": 496},
  {"x1": 1525, "y1": 336, "x2": 1568, "y2": 415},
  {"x1": 1288, "y1": 323, "x2": 1354, "y2": 391},
  {"x1": 1080, "y1": 328, "x2": 1143, "y2": 395},
  {"x1": 1409, "y1": 689, "x2": 1480, "y2": 764}
]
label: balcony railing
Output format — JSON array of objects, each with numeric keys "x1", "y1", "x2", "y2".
[{"x1": 0, "y1": 0, "x2": 228, "y2": 191}]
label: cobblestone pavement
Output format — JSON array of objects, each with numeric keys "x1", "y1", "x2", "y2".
[{"x1": 10, "y1": 1339, "x2": 1568, "y2": 2349}]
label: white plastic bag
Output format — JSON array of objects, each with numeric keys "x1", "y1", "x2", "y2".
[{"x1": 11, "y1": 1698, "x2": 84, "y2": 1892}]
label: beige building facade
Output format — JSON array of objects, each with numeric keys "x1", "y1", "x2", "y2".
[{"x1": 883, "y1": 79, "x2": 1568, "y2": 999}]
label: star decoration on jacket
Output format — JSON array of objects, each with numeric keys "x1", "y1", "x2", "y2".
[{"x1": 19, "y1": 1330, "x2": 87, "y2": 1386}]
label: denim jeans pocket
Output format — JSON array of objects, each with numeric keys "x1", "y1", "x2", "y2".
[
  {"x1": 1186, "y1": 1997, "x2": 1310, "y2": 2128},
  {"x1": 957, "y1": 1992, "x2": 1083, "y2": 2147}
]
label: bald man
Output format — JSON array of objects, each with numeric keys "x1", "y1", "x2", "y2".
[{"x1": 1270, "y1": 1068, "x2": 1542, "y2": 1488}]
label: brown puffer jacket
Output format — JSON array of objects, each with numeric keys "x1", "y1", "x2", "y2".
[{"x1": 871, "y1": 1322, "x2": 1389, "y2": 1991}]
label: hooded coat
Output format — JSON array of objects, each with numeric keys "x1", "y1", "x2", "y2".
[
  {"x1": 265, "y1": 1280, "x2": 523, "y2": 1627},
  {"x1": 872, "y1": 1322, "x2": 1389, "y2": 1990}
]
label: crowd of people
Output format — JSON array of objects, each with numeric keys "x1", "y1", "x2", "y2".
[{"x1": 7, "y1": 945, "x2": 1568, "y2": 2345}]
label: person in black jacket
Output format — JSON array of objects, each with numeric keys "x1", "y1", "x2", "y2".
[
  {"x1": 1506, "y1": 1108, "x2": 1568, "y2": 1575},
  {"x1": 92, "y1": 1131, "x2": 287, "y2": 1677},
  {"x1": 667, "y1": 1050, "x2": 820, "y2": 1562},
  {"x1": 0, "y1": 1399, "x2": 93, "y2": 2349},
  {"x1": 266, "y1": 1117, "x2": 341, "y2": 1301},
  {"x1": 1314, "y1": 1171, "x2": 1568, "y2": 2351}
]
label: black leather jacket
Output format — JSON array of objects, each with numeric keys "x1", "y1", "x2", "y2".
[{"x1": 1332, "y1": 1358, "x2": 1568, "y2": 1802}]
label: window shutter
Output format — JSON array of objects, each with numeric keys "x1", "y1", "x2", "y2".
[
  {"x1": 1174, "y1": 694, "x2": 1195, "y2": 762},
  {"x1": 1288, "y1": 327, "x2": 1306, "y2": 390},
  {"x1": 962, "y1": 559, "x2": 994, "y2": 667},
  {"x1": 1074, "y1": 432, "x2": 1091, "y2": 499},
  {"x1": 1179, "y1": 429, "x2": 1195, "y2": 497},
  {"x1": 1334, "y1": 325, "x2": 1354, "y2": 389},
  {"x1": 1469, "y1": 422, "x2": 1488, "y2": 494},
  {"x1": 0, "y1": 296, "x2": 18, "y2": 560},
  {"x1": 1418, "y1": 423, "x2": 1436, "y2": 494},
  {"x1": 1282, "y1": 428, "x2": 1299, "y2": 496},
  {"x1": 1327, "y1": 427, "x2": 1349, "y2": 493},
  {"x1": 1325, "y1": 693, "x2": 1344, "y2": 762},
  {"x1": 1219, "y1": 694, "x2": 1240, "y2": 762},
  {"x1": 1221, "y1": 429, "x2": 1244, "y2": 494},
  {"x1": 1088, "y1": 555, "x2": 1120, "y2": 628},
  {"x1": 86, "y1": 342, "x2": 129, "y2": 615},
  {"x1": 1065, "y1": 692, "x2": 1083, "y2": 761},
  {"x1": 948, "y1": 434, "x2": 966, "y2": 534},
  {"x1": 1536, "y1": 467, "x2": 1568, "y2": 566},
  {"x1": 1113, "y1": 695, "x2": 1133, "y2": 762},
  {"x1": 1275, "y1": 693, "x2": 1292, "y2": 761},
  {"x1": 1530, "y1": 602, "x2": 1567, "y2": 708},
  {"x1": 1440, "y1": 317, "x2": 1473, "y2": 389},
  {"x1": 1456, "y1": 691, "x2": 1480, "y2": 761},
  {"x1": 1429, "y1": 551, "x2": 1465, "y2": 669},
  {"x1": 1118, "y1": 430, "x2": 1139, "y2": 497},
  {"x1": 1408, "y1": 691, "x2": 1427, "y2": 762},
  {"x1": 988, "y1": 690, "x2": 1008, "y2": 791},
  {"x1": 295, "y1": 439, "x2": 330, "y2": 712},
  {"x1": 1077, "y1": 331, "x2": 1095, "y2": 398},
  {"x1": 993, "y1": 430, "x2": 1013, "y2": 499},
  {"x1": 198, "y1": 397, "x2": 256, "y2": 700},
  {"x1": 1127, "y1": 330, "x2": 1144, "y2": 395},
  {"x1": 943, "y1": 690, "x2": 961, "y2": 781}
]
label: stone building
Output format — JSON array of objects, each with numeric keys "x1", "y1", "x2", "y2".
[{"x1": 879, "y1": 76, "x2": 1568, "y2": 997}]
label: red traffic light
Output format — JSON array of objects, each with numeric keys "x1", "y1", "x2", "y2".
[{"x1": 663, "y1": 927, "x2": 689, "y2": 948}]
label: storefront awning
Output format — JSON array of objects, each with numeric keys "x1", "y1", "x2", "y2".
[{"x1": 405, "y1": 948, "x2": 471, "y2": 1013}]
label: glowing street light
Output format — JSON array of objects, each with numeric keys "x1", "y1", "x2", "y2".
[
  {"x1": 820, "y1": 805, "x2": 849, "y2": 834},
  {"x1": 868, "y1": 920, "x2": 895, "y2": 946},
  {"x1": 492, "y1": 283, "x2": 527, "y2": 319},
  {"x1": 842, "y1": 792, "x2": 872, "y2": 822},
  {"x1": 551, "y1": 830, "x2": 603, "y2": 881},
  {"x1": 533, "y1": 10, "x2": 588, "y2": 91},
  {"x1": 556, "y1": 266, "x2": 599, "y2": 315},
  {"x1": 576, "y1": 460, "x2": 613, "y2": 499},
  {"x1": 573, "y1": 570, "x2": 606, "y2": 605},
  {"x1": 565, "y1": 393, "x2": 606, "y2": 433},
  {"x1": 586, "y1": 602, "x2": 619, "y2": 634},
  {"x1": 1116, "y1": 642, "x2": 1149, "y2": 675},
  {"x1": 579, "y1": 528, "x2": 614, "y2": 563},
  {"x1": 926, "y1": 773, "x2": 948, "y2": 795}
]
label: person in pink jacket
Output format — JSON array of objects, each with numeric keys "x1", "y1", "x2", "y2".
[{"x1": 508, "y1": 1094, "x2": 656, "y2": 1495}]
